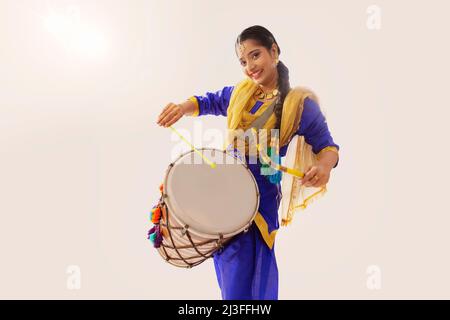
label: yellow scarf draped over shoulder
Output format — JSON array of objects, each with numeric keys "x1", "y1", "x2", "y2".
[{"x1": 226, "y1": 78, "x2": 328, "y2": 228}]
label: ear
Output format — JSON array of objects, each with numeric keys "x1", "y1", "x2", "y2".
[{"x1": 271, "y1": 43, "x2": 278, "y2": 58}]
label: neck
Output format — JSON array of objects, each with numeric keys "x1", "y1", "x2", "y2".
[{"x1": 259, "y1": 71, "x2": 279, "y2": 94}]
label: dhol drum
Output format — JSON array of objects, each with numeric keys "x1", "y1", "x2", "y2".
[{"x1": 148, "y1": 148, "x2": 260, "y2": 268}]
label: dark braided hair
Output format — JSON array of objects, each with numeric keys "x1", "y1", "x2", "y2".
[{"x1": 235, "y1": 25, "x2": 291, "y2": 129}]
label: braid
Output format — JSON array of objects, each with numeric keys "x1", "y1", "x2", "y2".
[{"x1": 274, "y1": 61, "x2": 291, "y2": 129}]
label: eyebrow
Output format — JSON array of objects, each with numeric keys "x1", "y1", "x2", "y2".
[{"x1": 239, "y1": 49, "x2": 260, "y2": 61}]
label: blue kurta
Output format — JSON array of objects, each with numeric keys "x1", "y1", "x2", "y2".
[{"x1": 190, "y1": 86, "x2": 339, "y2": 300}]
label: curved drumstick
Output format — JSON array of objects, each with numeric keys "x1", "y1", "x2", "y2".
[
  {"x1": 249, "y1": 128, "x2": 304, "y2": 178},
  {"x1": 250, "y1": 128, "x2": 328, "y2": 210}
]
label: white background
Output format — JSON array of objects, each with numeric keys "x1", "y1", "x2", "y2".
[{"x1": 1, "y1": 0, "x2": 449, "y2": 299}]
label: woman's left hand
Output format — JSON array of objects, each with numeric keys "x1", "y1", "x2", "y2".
[{"x1": 301, "y1": 164, "x2": 331, "y2": 187}]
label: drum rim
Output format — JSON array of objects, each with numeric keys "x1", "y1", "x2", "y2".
[{"x1": 162, "y1": 147, "x2": 260, "y2": 240}]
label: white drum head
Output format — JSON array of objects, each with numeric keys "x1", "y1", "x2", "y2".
[{"x1": 164, "y1": 148, "x2": 259, "y2": 239}]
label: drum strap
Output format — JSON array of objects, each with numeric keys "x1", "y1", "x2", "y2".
[{"x1": 248, "y1": 97, "x2": 279, "y2": 130}]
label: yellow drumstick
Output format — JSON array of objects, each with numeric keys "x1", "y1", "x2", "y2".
[
  {"x1": 169, "y1": 126, "x2": 216, "y2": 169},
  {"x1": 250, "y1": 128, "x2": 327, "y2": 210}
]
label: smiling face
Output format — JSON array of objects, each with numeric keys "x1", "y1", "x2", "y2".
[{"x1": 236, "y1": 39, "x2": 279, "y2": 88}]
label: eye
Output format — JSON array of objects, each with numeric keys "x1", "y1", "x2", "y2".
[{"x1": 239, "y1": 52, "x2": 259, "y2": 66}]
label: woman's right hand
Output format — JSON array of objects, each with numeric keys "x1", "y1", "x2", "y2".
[{"x1": 157, "y1": 102, "x2": 184, "y2": 127}]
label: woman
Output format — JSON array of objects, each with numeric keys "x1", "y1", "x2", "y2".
[{"x1": 156, "y1": 25, "x2": 339, "y2": 300}]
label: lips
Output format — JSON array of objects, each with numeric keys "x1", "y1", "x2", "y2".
[{"x1": 250, "y1": 70, "x2": 263, "y2": 79}]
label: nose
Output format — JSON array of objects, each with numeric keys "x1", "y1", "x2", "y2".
[{"x1": 247, "y1": 64, "x2": 257, "y2": 74}]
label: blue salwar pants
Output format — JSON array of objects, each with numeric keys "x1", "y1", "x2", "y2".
[{"x1": 213, "y1": 223, "x2": 279, "y2": 300}]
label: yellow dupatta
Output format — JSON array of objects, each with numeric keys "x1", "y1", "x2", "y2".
[{"x1": 225, "y1": 78, "x2": 330, "y2": 235}]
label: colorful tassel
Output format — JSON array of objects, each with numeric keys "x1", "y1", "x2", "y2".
[
  {"x1": 150, "y1": 207, "x2": 162, "y2": 224},
  {"x1": 154, "y1": 229, "x2": 163, "y2": 248},
  {"x1": 268, "y1": 170, "x2": 282, "y2": 184},
  {"x1": 153, "y1": 207, "x2": 161, "y2": 216},
  {"x1": 147, "y1": 191, "x2": 165, "y2": 249},
  {"x1": 261, "y1": 146, "x2": 281, "y2": 184},
  {"x1": 147, "y1": 224, "x2": 163, "y2": 248}
]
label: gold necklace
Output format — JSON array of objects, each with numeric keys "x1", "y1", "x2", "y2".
[{"x1": 254, "y1": 87, "x2": 279, "y2": 100}]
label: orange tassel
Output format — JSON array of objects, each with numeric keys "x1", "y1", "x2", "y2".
[
  {"x1": 151, "y1": 206, "x2": 162, "y2": 223},
  {"x1": 152, "y1": 212, "x2": 161, "y2": 219}
]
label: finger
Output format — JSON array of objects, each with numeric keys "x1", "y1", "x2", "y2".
[
  {"x1": 161, "y1": 108, "x2": 181, "y2": 127},
  {"x1": 158, "y1": 104, "x2": 176, "y2": 123},
  {"x1": 313, "y1": 173, "x2": 330, "y2": 187},
  {"x1": 302, "y1": 166, "x2": 317, "y2": 184},
  {"x1": 159, "y1": 106, "x2": 179, "y2": 126},
  {"x1": 163, "y1": 109, "x2": 178, "y2": 127},
  {"x1": 157, "y1": 104, "x2": 172, "y2": 121},
  {"x1": 165, "y1": 112, "x2": 183, "y2": 127},
  {"x1": 305, "y1": 177, "x2": 319, "y2": 187},
  {"x1": 158, "y1": 106, "x2": 175, "y2": 125},
  {"x1": 311, "y1": 177, "x2": 323, "y2": 188}
]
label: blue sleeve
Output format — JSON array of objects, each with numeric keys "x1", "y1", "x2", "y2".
[
  {"x1": 193, "y1": 86, "x2": 234, "y2": 116},
  {"x1": 297, "y1": 97, "x2": 340, "y2": 167}
]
